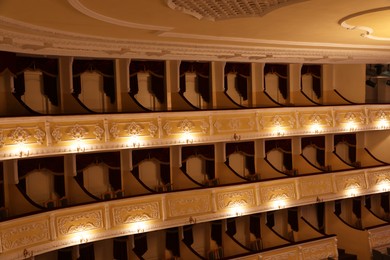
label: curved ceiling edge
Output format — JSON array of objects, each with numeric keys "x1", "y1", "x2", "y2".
[
  {"x1": 339, "y1": 7, "x2": 390, "y2": 42},
  {"x1": 67, "y1": 0, "x2": 173, "y2": 32},
  {"x1": 0, "y1": 16, "x2": 389, "y2": 63}
]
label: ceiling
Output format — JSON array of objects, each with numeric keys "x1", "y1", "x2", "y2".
[{"x1": 0, "y1": 0, "x2": 389, "y2": 63}]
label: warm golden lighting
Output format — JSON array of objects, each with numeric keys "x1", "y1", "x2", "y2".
[
  {"x1": 346, "y1": 187, "x2": 360, "y2": 197},
  {"x1": 346, "y1": 121, "x2": 357, "y2": 132},
  {"x1": 127, "y1": 135, "x2": 141, "y2": 148},
  {"x1": 70, "y1": 139, "x2": 86, "y2": 152},
  {"x1": 310, "y1": 123, "x2": 322, "y2": 134},
  {"x1": 377, "y1": 119, "x2": 389, "y2": 129},
  {"x1": 273, "y1": 199, "x2": 286, "y2": 209},
  {"x1": 273, "y1": 126, "x2": 285, "y2": 137},
  {"x1": 15, "y1": 142, "x2": 30, "y2": 157},
  {"x1": 228, "y1": 205, "x2": 245, "y2": 217},
  {"x1": 181, "y1": 131, "x2": 194, "y2": 144},
  {"x1": 377, "y1": 179, "x2": 390, "y2": 192},
  {"x1": 71, "y1": 230, "x2": 92, "y2": 244},
  {"x1": 128, "y1": 221, "x2": 149, "y2": 234}
]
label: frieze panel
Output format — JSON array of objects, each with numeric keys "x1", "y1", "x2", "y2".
[
  {"x1": 167, "y1": 193, "x2": 211, "y2": 218},
  {"x1": 51, "y1": 122, "x2": 105, "y2": 143},
  {"x1": 56, "y1": 210, "x2": 103, "y2": 236},
  {"x1": 261, "y1": 249, "x2": 298, "y2": 260},
  {"x1": 112, "y1": 201, "x2": 160, "y2": 226},
  {"x1": 369, "y1": 228, "x2": 390, "y2": 248},
  {"x1": 213, "y1": 115, "x2": 256, "y2": 134},
  {"x1": 367, "y1": 170, "x2": 390, "y2": 189},
  {"x1": 299, "y1": 111, "x2": 333, "y2": 133},
  {"x1": 1, "y1": 220, "x2": 50, "y2": 252},
  {"x1": 299, "y1": 176, "x2": 334, "y2": 198},
  {"x1": 335, "y1": 173, "x2": 367, "y2": 191},
  {"x1": 216, "y1": 189, "x2": 255, "y2": 210},
  {"x1": 301, "y1": 241, "x2": 337, "y2": 260},
  {"x1": 162, "y1": 117, "x2": 209, "y2": 136},
  {"x1": 260, "y1": 182, "x2": 296, "y2": 203},
  {"x1": 109, "y1": 119, "x2": 159, "y2": 140}
]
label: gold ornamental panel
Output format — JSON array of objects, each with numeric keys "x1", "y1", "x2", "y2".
[
  {"x1": 166, "y1": 192, "x2": 212, "y2": 218},
  {"x1": 0, "y1": 218, "x2": 50, "y2": 252}
]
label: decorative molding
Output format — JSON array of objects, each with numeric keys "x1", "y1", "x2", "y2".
[
  {"x1": 339, "y1": 7, "x2": 390, "y2": 42},
  {"x1": 0, "y1": 15, "x2": 390, "y2": 63},
  {"x1": 261, "y1": 249, "x2": 298, "y2": 260},
  {"x1": 67, "y1": 0, "x2": 173, "y2": 32},
  {"x1": 56, "y1": 210, "x2": 104, "y2": 236},
  {"x1": 260, "y1": 182, "x2": 296, "y2": 203},
  {"x1": 216, "y1": 189, "x2": 256, "y2": 210},
  {"x1": 299, "y1": 176, "x2": 334, "y2": 198},
  {"x1": 369, "y1": 228, "x2": 390, "y2": 248},
  {"x1": 167, "y1": 193, "x2": 212, "y2": 218},
  {"x1": 1, "y1": 220, "x2": 50, "y2": 252},
  {"x1": 112, "y1": 202, "x2": 161, "y2": 226},
  {"x1": 300, "y1": 240, "x2": 337, "y2": 260},
  {"x1": 335, "y1": 173, "x2": 367, "y2": 192}
]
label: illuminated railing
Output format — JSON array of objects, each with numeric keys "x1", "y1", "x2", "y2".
[
  {"x1": 1, "y1": 165, "x2": 390, "y2": 258},
  {"x1": 0, "y1": 104, "x2": 388, "y2": 160}
]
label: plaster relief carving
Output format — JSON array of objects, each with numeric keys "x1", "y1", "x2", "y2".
[
  {"x1": 369, "y1": 229, "x2": 390, "y2": 248},
  {"x1": 214, "y1": 116, "x2": 256, "y2": 134},
  {"x1": 299, "y1": 176, "x2": 333, "y2": 198},
  {"x1": 112, "y1": 202, "x2": 160, "y2": 226},
  {"x1": 301, "y1": 241, "x2": 337, "y2": 260},
  {"x1": 1, "y1": 220, "x2": 50, "y2": 251},
  {"x1": 336, "y1": 173, "x2": 367, "y2": 191},
  {"x1": 260, "y1": 182, "x2": 296, "y2": 203},
  {"x1": 168, "y1": 194, "x2": 211, "y2": 217},
  {"x1": 217, "y1": 189, "x2": 255, "y2": 210},
  {"x1": 262, "y1": 250, "x2": 298, "y2": 260},
  {"x1": 368, "y1": 170, "x2": 390, "y2": 188},
  {"x1": 57, "y1": 210, "x2": 103, "y2": 236}
]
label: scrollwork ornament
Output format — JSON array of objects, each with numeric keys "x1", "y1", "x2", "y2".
[
  {"x1": 272, "y1": 115, "x2": 283, "y2": 127},
  {"x1": 51, "y1": 127, "x2": 62, "y2": 142},
  {"x1": 163, "y1": 122, "x2": 172, "y2": 135},
  {"x1": 148, "y1": 123, "x2": 158, "y2": 137},
  {"x1": 93, "y1": 125, "x2": 104, "y2": 140},
  {"x1": 126, "y1": 122, "x2": 143, "y2": 136},
  {"x1": 110, "y1": 123, "x2": 119, "y2": 139},
  {"x1": 179, "y1": 119, "x2": 194, "y2": 132},
  {"x1": 9, "y1": 127, "x2": 30, "y2": 144},
  {"x1": 34, "y1": 128, "x2": 46, "y2": 144},
  {"x1": 68, "y1": 124, "x2": 87, "y2": 140},
  {"x1": 0, "y1": 130, "x2": 5, "y2": 147},
  {"x1": 200, "y1": 120, "x2": 209, "y2": 134},
  {"x1": 228, "y1": 118, "x2": 240, "y2": 130}
]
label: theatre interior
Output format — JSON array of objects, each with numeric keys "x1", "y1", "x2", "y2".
[{"x1": 1, "y1": 0, "x2": 390, "y2": 259}]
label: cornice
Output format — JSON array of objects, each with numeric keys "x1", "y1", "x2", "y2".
[{"x1": 0, "y1": 15, "x2": 389, "y2": 63}]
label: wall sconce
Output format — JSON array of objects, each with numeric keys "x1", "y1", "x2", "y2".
[
  {"x1": 128, "y1": 134, "x2": 141, "y2": 148},
  {"x1": 273, "y1": 199, "x2": 286, "y2": 209},
  {"x1": 233, "y1": 133, "x2": 241, "y2": 141},
  {"x1": 71, "y1": 139, "x2": 86, "y2": 152},
  {"x1": 181, "y1": 131, "x2": 194, "y2": 144},
  {"x1": 16, "y1": 142, "x2": 30, "y2": 157}
]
